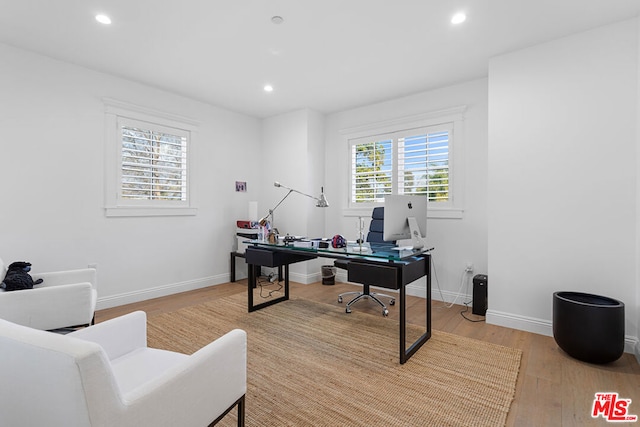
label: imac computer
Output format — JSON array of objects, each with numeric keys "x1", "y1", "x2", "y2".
[{"x1": 383, "y1": 195, "x2": 427, "y2": 249}]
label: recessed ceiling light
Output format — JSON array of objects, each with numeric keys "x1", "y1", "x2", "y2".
[
  {"x1": 271, "y1": 16, "x2": 284, "y2": 25},
  {"x1": 264, "y1": 85, "x2": 274, "y2": 93},
  {"x1": 95, "y1": 14, "x2": 112, "y2": 25},
  {"x1": 451, "y1": 12, "x2": 466, "y2": 25}
]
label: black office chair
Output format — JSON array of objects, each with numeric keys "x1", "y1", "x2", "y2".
[{"x1": 335, "y1": 207, "x2": 396, "y2": 316}]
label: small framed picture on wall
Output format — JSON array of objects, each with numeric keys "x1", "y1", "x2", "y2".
[{"x1": 235, "y1": 181, "x2": 247, "y2": 192}]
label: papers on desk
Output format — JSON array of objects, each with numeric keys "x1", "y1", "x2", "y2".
[
  {"x1": 278, "y1": 235, "x2": 306, "y2": 241},
  {"x1": 392, "y1": 245, "x2": 435, "y2": 252},
  {"x1": 292, "y1": 240, "x2": 313, "y2": 248},
  {"x1": 393, "y1": 246, "x2": 415, "y2": 251}
]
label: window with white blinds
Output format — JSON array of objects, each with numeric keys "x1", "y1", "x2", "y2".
[
  {"x1": 351, "y1": 139, "x2": 392, "y2": 203},
  {"x1": 350, "y1": 124, "x2": 452, "y2": 206},
  {"x1": 398, "y1": 130, "x2": 450, "y2": 201},
  {"x1": 104, "y1": 98, "x2": 197, "y2": 217},
  {"x1": 120, "y1": 122, "x2": 188, "y2": 202}
]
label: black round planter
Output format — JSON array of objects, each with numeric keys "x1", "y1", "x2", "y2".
[{"x1": 552, "y1": 291, "x2": 625, "y2": 364}]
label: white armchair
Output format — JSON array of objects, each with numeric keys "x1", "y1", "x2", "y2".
[
  {"x1": 0, "y1": 257, "x2": 97, "y2": 330},
  {"x1": 0, "y1": 311, "x2": 247, "y2": 427}
]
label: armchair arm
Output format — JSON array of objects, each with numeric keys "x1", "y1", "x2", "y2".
[
  {"x1": 32, "y1": 268, "x2": 97, "y2": 291},
  {"x1": 116, "y1": 329, "x2": 247, "y2": 427},
  {"x1": 69, "y1": 311, "x2": 147, "y2": 361},
  {"x1": 0, "y1": 282, "x2": 94, "y2": 330}
]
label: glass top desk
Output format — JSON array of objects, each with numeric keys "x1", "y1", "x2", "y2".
[{"x1": 243, "y1": 239, "x2": 432, "y2": 364}]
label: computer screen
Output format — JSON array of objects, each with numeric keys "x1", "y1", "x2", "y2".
[{"x1": 383, "y1": 195, "x2": 427, "y2": 248}]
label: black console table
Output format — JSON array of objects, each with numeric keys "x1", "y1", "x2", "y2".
[{"x1": 244, "y1": 241, "x2": 431, "y2": 364}]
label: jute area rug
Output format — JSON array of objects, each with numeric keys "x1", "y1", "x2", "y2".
[{"x1": 147, "y1": 293, "x2": 521, "y2": 427}]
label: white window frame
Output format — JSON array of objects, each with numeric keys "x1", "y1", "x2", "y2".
[
  {"x1": 103, "y1": 98, "x2": 199, "y2": 217},
  {"x1": 342, "y1": 106, "x2": 466, "y2": 219}
]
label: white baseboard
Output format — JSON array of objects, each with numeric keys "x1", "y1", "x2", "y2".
[
  {"x1": 96, "y1": 274, "x2": 228, "y2": 310},
  {"x1": 486, "y1": 309, "x2": 552, "y2": 337},
  {"x1": 487, "y1": 309, "x2": 639, "y2": 355}
]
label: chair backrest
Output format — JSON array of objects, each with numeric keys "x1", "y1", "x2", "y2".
[
  {"x1": 0, "y1": 318, "x2": 121, "y2": 426},
  {"x1": 366, "y1": 207, "x2": 395, "y2": 245}
]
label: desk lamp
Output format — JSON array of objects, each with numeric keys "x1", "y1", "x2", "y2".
[{"x1": 259, "y1": 182, "x2": 329, "y2": 234}]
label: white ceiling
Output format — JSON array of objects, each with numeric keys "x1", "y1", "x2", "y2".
[{"x1": 1, "y1": 1, "x2": 639, "y2": 118}]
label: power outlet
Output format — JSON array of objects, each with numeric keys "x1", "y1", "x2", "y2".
[{"x1": 465, "y1": 263, "x2": 474, "y2": 273}]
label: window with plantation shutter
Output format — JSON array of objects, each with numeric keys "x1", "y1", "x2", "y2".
[
  {"x1": 349, "y1": 124, "x2": 453, "y2": 206},
  {"x1": 104, "y1": 99, "x2": 198, "y2": 217},
  {"x1": 397, "y1": 129, "x2": 450, "y2": 201},
  {"x1": 120, "y1": 122, "x2": 188, "y2": 202},
  {"x1": 351, "y1": 138, "x2": 392, "y2": 203}
]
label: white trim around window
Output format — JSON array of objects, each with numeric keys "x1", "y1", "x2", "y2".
[
  {"x1": 341, "y1": 106, "x2": 466, "y2": 219},
  {"x1": 103, "y1": 98, "x2": 199, "y2": 217}
]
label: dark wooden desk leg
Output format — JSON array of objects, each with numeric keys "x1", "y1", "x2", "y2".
[
  {"x1": 230, "y1": 252, "x2": 236, "y2": 282},
  {"x1": 231, "y1": 251, "x2": 249, "y2": 283},
  {"x1": 247, "y1": 261, "x2": 289, "y2": 312},
  {"x1": 400, "y1": 278, "x2": 407, "y2": 364},
  {"x1": 400, "y1": 254, "x2": 432, "y2": 364},
  {"x1": 284, "y1": 264, "x2": 290, "y2": 300},
  {"x1": 426, "y1": 254, "x2": 432, "y2": 338},
  {"x1": 247, "y1": 261, "x2": 256, "y2": 311}
]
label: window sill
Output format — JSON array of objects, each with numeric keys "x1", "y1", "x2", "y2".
[
  {"x1": 105, "y1": 207, "x2": 198, "y2": 217},
  {"x1": 342, "y1": 207, "x2": 463, "y2": 219}
]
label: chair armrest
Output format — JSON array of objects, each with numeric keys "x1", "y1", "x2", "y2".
[
  {"x1": 118, "y1": 329, "x2": 247, "y2": 427},
  {"x1": 32, "y1": 268, "x2": 97, "y2": 290},
  {"x1": 69, "y1": 311, "x2": 147, "y2": 361},
  {"x1": 0, "y1": 283, "x2": 95, "y2": 330}
]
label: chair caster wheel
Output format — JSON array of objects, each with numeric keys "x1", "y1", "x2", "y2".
[
  {"x1": 383, "y1": 309, "x2": 389, "y2": 317},
  {"x1": 338, "y1": 296, "x2": 343, "y2": 303},
  {"x1": 346, "y1": 307, "x2": 351, "y2": 314},
  {"x1": 389, "y1": 299, "x2": 395, "y2": 305}
]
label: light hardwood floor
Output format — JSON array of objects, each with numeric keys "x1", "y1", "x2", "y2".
[{"x1": 98, "y1": 280, "x2": 640, "y2": 427}]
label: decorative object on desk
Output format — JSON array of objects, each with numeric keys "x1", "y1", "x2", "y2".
[
  {"x1": 331, "y1": 234, "x2": 346, "y2": 248},
  {"x1": 283, "y1": 234, "x2": 298, "y2": 244},
  {"x1": 147, "y1": 293, "x2": 521, "y2": 427},
  {"x1": 258, "y1": 181, "x2": 329, "y2": 231},
  {"x1": 356, "y1": 215, "x2": 365, "y2": 246}
]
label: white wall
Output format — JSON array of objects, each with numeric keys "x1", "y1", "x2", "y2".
[
  {"x1": 0, "y1": 42, "x2": 263, "y2": 308},
  {"x1": 260, "y1": 109, "x2": 326, "y2": 281},
  {"x1": 323, "y1": 78, "x2": 489, "y2": 301},
  {"x1": 488, "y1": 19, "x2": 639, "y2": 351}
]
